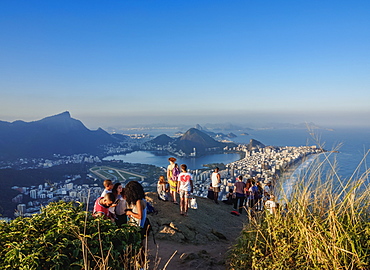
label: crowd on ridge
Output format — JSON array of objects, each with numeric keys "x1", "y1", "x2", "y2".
[{"x1": 92, "y1": 157, "x2": 277, "y2": 268}]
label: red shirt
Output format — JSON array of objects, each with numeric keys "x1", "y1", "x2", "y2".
[{"x1": 93, "y1": 197, "x2": 110, "y2": 218}]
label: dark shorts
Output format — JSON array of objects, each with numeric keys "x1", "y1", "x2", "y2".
[{"x1": 212, "y1": 186, "x2": 220, "y2": 193}]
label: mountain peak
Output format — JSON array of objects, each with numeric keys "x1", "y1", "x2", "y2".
[
  {"x1": 48, "y1": 111, "x2": 71, "y2": 119},
  {"x1": 58, "y1": 111, "x2": 71, "y2": 118},
  {"x1": 0, "y1": 112, "x2": 121, "y2": 160}
]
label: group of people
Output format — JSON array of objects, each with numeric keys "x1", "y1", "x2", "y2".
[
  {"x1": 93, "y1": 179, "x2": 150, "y2": 229},
  {"x1": 230, "y1": 175, "x2": 276, "y2": 215},
  {"x1": 157, "y1": 157, "x2": 194, "y2": 216},
  {"x1": 93, "y1": 179, "x2": 148, "y2": 269}
]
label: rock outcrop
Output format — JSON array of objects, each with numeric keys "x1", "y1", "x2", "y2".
[{"x1": 145, "y1": 192, "x2": 245, "y2": 245}]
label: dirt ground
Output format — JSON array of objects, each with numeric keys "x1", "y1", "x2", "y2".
[{"x1": 144, "y1": 193, "x2": 249, "y2": 270}]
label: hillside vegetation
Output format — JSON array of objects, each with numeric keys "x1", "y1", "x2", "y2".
[{"x1": 0, "y1": 201, "x2": 142, "y2": 269}]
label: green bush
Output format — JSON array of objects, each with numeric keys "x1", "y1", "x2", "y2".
[{"x1": 0, "y1": 201, "x2": 142, "y2": 269}]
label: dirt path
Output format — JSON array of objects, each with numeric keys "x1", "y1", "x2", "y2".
[{"x1": 144, "y1": 193, "x2": 248, "y2": 270}]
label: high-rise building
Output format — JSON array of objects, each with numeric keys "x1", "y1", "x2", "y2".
[
  {"x1": 17, "y1": 204, "x2": 26, "y2": 215},
  {"x1": 30, "y1": 189, "x2": 37, "y2": 199}
]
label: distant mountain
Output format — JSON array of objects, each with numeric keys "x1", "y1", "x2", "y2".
[
  {"x1": 0, "y1": 111, "x2": 122, "y2": 160},
  {"x1": 203, "y1": 123, "x2": 250, "y2": 131},
  {"x1": 151, "y1": 134, "x2": 175, "y2": 145},
  {"x1": 145, "y1": 128, "x2": 236, "y2": 156},
  {"x1": 173, "y1": 128, "x2": 237, "y2": 155},
  {"x1": 246, "y1": 139, "x2": 265, "y2": 150},
  {"x1": 193, "y1": 124, "x2": 238, "y2": 141}
]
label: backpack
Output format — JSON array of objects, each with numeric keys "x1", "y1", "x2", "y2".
[
  {"x1": 140, "y1": 217, "x2": 156, "y2": 244},
  {"x1": 250, "y1": 185, "x2": 259, "y2": 199},
  {"x1": 172, "y1": 165, "x2": 180, "y2": 181},
  {"x1": 146, "y1": 201, "x2": 158, "y2": 215}
]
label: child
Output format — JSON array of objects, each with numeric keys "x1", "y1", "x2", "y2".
[
  {"x1": 93, "y1": 193, "x2": 115, "y2": 219},
  {"x1": 265, "y1": 194, "x2": 277, "y2": 215},
  {"x1": 177, "y1": 164, "x2": 193, "y2": 216},
  {"x1": 100, "y1": 179, "x2": 113, "y2": 197}
]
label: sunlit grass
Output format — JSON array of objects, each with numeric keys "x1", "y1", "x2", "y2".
[{"x1": 228, "y1": 141, "x2": 370, "y2": 269}]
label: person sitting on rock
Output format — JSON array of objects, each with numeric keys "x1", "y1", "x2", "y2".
[{"x1": 157, "y1": 175, "x2": 169, "y2": 201}]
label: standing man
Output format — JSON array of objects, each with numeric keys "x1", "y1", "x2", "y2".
[
  {"x1": 177, "y1": 164, "x2": 194, "y2": 216},
  {"x1": 211, "y1": 167, "x2": 221, "y2": 204}
]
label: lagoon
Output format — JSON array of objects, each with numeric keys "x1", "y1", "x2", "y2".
[{"x1": 103, "y1": 151, "x2": 243, "y2": 170}]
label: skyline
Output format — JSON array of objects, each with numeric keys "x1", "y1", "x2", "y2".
[{"x1": 1, "y1": 1, "x2": 370, "y2": 129}]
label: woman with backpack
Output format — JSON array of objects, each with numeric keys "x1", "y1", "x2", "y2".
[
  {"x1": 124, "y1": 181, "x2": 148, "y2": 269},
  {"x1": 167, "y1": 157, "x2": 180, "y2": 204}
]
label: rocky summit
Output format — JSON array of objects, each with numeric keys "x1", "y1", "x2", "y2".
[{"x1": 145, "y1": 192, "x2": 246, "y2": 244}]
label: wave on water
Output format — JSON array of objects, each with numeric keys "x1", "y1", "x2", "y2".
[{"x1": 279, "y1": 154, "x2": 322, "y2": 201}]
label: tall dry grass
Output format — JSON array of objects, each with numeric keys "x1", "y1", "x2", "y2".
[{"x1": 228, "y1": 143, "x2": 370, "y2": 269}]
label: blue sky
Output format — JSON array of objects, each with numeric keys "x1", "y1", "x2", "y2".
[{"x1": 1, "y1": 1, "x2": 369, "y2": 129}]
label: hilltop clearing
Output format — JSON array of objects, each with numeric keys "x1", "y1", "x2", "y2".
[{"x1": 145, "y1": 192, "x2": 247, "y2": 270}]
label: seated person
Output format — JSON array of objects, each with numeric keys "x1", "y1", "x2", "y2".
[
  {"x1": 207, "y1": 184, "x2": 214, "y2": 200},
  {"x1": 157, "y1": 175, "x2": 169, "y2": 201},
  {"x1": 223, "y1": 188, "x2": 234, "y2": 205}
]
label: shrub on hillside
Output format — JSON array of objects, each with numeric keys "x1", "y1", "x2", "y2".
[{"x1": 0, "y1": 201, "x2": 142, "y2": 269}]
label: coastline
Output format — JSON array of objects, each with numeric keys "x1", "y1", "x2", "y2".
[{"x1": 276, "y1": 153, "x2": 321, "y2": 200}]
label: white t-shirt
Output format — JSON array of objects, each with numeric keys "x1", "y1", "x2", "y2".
[
  {"x1": 100, "y1": 189, "x2": 112, "y2": 198},
  {"x1": 178, "y1": 172, "x2": 193, "y2": 192},
  {"x1": 265, "y1": 200, "x2": 276, "y2": 214},
  {"x1": 211, "y1": 172, "x2": 220, "y2": 188}
]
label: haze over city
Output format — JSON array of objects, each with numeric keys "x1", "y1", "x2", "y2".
[{"x1": 1, "y1": 1, "x2": 370, "y2": 129}]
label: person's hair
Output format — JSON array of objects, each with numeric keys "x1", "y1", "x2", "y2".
[
  {"x1": 125, "y1": 181, "x2": 145, "y2": 206},
  {"x1": 215, "y1": 167, "x2": 219, "y2": 172},
  {"x1": 104, "y1": 192, "x2": 116, "y2": 203},
  {"x1": 103, "y1": 179, "x2": 113, "y2": 188},
  {"x1": 181, "y1": 164, "x2": 187, "y2": 171},
  {"x1": 238, "y1": 175, "x2": 243, "y2": 181},
  {"x1": 158, "y1": 175, "x2": 166, "y2": 184},
  {"x1": 112, "y1": 183, "x2": 122, "y2": 197},
  {"x1": 168, "y1": 157, "x2": 177, "y2": 162}
]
